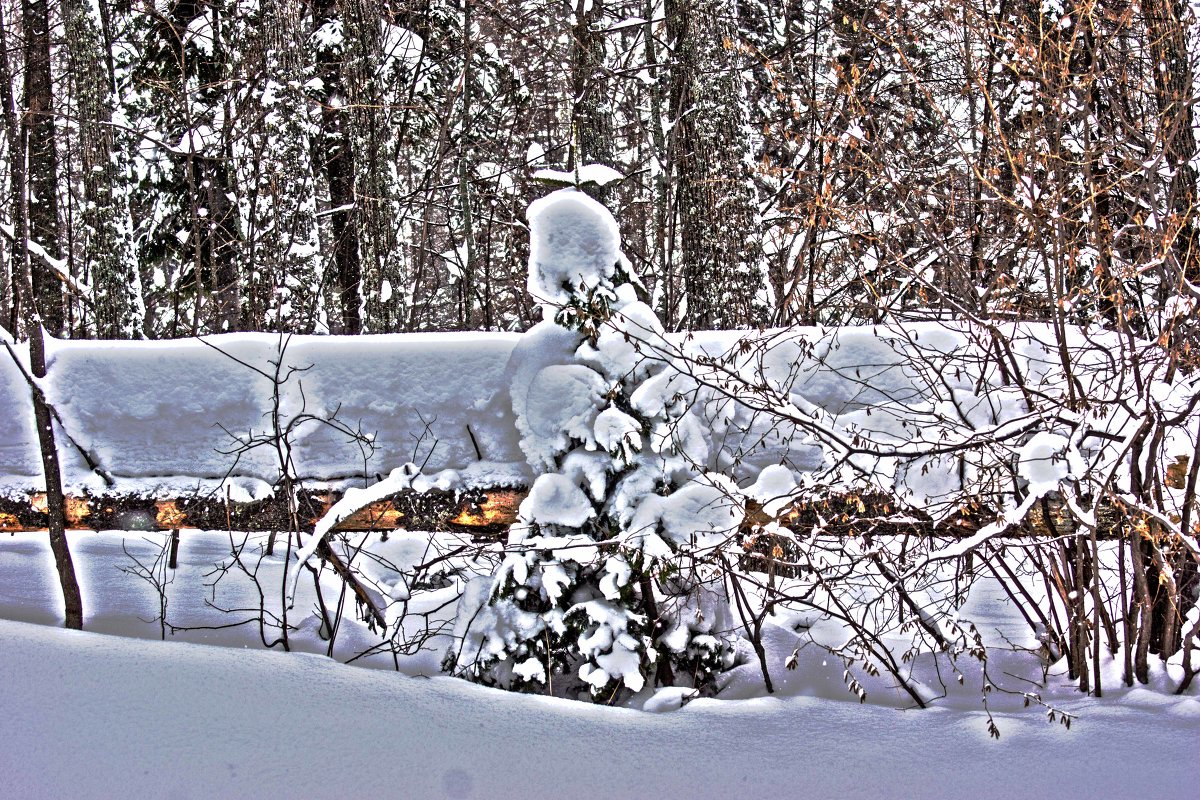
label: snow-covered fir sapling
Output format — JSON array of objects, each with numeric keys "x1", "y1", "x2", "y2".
[{"x1": 447, "y1": 187, "x2": 745, "y2": 702}]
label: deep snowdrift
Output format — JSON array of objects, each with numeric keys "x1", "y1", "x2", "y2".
[{"x1": 2, "y1": 615, "x2": 1195, "y2": 800}]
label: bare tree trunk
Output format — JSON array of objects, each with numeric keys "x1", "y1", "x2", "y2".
[
  {"x1": 666, "y1": 0, "x2": 762, "y2": 329},
  {"x1": 22, "y1": 0, "x2": 63, "y2": 335},
  {"x1": 569, "y1": 0, "x2": 612, "y2": 179},
  {"x1": 0, "y1": 1, "x2": 28, "y2": 335},
  {"x1": 456, "y1": 0, "x2": 476, "y2": 328},
  {"x1": 1144, "y1": 0, "x2": 1199, "y2": 288},
  {"x1": 1, "y1": 0, "x2": 82, "y2": 623},
  {"x1": 28, "y1": 325, "x2": 84, "y2": 628},
  {"x1": 312, "y1": 0, "x2": 363, "y2": 334},
  {"x1": 205, "y1": 6, "x2": 240, "y2": 332}
]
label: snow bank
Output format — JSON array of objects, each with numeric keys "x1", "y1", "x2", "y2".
[
  {"x1": 0, "y1": 320, "x2": 1188, "y2": 528},
  {"x1": 0, "y1": 332, "x2": 526, "y2": 495},
  {"x1": 2, "y1": 529, "x2": 1197, "y2": 799},
  {"x1": 1, "y1": 615, "x2": 1195, "y2": 800}
]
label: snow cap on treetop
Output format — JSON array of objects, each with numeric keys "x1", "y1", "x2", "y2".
[{"x1": 526, "y1": 189, "x2": 621, "y2": 312}]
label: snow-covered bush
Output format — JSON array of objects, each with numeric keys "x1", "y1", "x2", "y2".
[
  {"x1": 446, "y1": 189, "x2": 743, "y2": 700},
  {"x1": 639, "y1": 310, "x2": 1200, "y2": 704}
]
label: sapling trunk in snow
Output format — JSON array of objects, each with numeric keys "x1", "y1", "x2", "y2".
[
  {"x1": 29, "y1": 325, "x2": 83, "y2": 628},
  {"x1": 448, "y1": 187, "x2": 743, "y2": 701}
]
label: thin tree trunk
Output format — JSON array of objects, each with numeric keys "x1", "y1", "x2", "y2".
[
  {"x1": 570, "y1": 0, "x2": 612, "y2": 178},
  {"x1": 1144, "y1": 0, "x2": 1199, "y2": 287},
  {"x1": 29, "y1": 324, "x2": 83, "y2": 629},
  {"x1": 1, "y1": 1, "x2": 81, "y2": 623},
  {"x1": 1129, "y1": 527, "x2": 1153, "y2": 683}
]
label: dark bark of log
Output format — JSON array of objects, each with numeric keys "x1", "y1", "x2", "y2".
[
  {"x1": 0, "y1": 484, "x2": 1135, "y2": 544},
  {"x1": 0, "y1": 487, "x2": 524, "y2": 537}
]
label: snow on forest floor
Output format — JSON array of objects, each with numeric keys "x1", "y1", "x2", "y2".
[
  {"x1": 1, "y1": 530, "x2": 1198, "y2": 799},
  {"x1": 4, "y1": 613, "x2": 1197, "y2": 800}
]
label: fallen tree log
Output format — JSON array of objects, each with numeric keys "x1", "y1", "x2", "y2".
[
  {"x1": 0, "y1": 485, "x2": 1126, "y2": 542},
  {"x1": 0, "y1": 487, "x2": 523, "y2": 537}
]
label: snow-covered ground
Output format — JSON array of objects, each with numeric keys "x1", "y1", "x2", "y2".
[
  {"x1": 4, "y1": 613, "x2": 1196, "y2": 800},
  {"x1": 1, "y1": 530, "x2": 1197, "y2": 799}
]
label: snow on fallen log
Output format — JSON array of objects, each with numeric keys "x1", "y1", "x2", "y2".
[
  {"x1": 0, "y1": 323, "x2": 1193, "y2": 550},
  {"x1": 0, "y1": 331, "x2": 527, "y2": 494}
]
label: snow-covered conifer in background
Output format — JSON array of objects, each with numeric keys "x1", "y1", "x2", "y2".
[
  {"x1": 238, "y1": 0, "x2": 325, "y2": 333},
  {"x1": 448, "y1": 186, "x2": 743, "y2": 701},
  {"x1": 123, "y1": 0, "x2": 243, "y2": 334},
  {"x1": 63, "y1": 0, "x2": 144, "y2": 338}
]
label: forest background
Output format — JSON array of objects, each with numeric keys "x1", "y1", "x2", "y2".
[{"x1": 2, "y1": 0, "x2": 1197, "y2": 346}]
